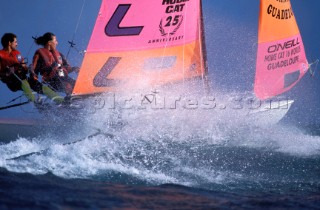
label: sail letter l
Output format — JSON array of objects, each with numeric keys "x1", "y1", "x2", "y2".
[{"x1": 105, "y1": 4, "x2": 144, "y2": 36}]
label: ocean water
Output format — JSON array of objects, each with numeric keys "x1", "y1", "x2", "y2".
[{"x1": 0, "y1": 92, "x2": 319, "y2": 209}]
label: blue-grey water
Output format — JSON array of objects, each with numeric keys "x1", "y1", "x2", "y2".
[{"x1": 0, "y1": 95, "x2": 319, "y2": 209}]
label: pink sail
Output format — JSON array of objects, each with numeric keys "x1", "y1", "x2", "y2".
[
  {"x1": 73, "y1": 0, "x2": 207, "y2": 95},
  {"x1": 254, "y1": 0, "x2": 308, "y2": 100},
  {"x1": 88, "y1": 0, "x2": 199, "y2": 52}
]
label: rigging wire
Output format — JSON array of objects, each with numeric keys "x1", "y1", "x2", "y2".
[
  {"x1": 0, "y1": 101, "x2": 30, "y2": 111},
  {"x1": 26, "y1": 34, "x2": 38, "y2": 60},
  {"x1": 66, "y1": 0, "x2": 87, "y2": 60},
  {"x1": 67, "y1": 41, "x2": 86, "y2": 56},
  {"x1": 25, "y1": 0, "x2": 51, "y2": 74},
  {"x1": 25, "y1": 0, "x2": 51, "y2": 61},
  {"x1": 308, "y1": 59, "x2": 319, "y2": 78},
  {"x1": 6, "y1": 94, "x2": 24, "y2": 105}
]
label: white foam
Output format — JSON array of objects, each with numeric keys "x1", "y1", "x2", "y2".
[{"x1": 0, "y1": 90, "x2": 319, "y2": 186}]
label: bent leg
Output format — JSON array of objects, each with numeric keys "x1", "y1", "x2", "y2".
[
  {"x1": 21, "y1": 80, "x2": 35, "y2": 102},
  {"x1": 42, "y1": 85, "x2": 64, "y2": 104}
]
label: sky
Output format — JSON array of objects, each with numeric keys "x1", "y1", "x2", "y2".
[{"x1": 0, "y1": 0, "x2": 319, "y2": 126}]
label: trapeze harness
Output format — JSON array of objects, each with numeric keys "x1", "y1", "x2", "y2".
[
  {"x1": 35, "y1": 48, "x2": 74, "y2": 94},
  {"x1": 35, "y1": 48, "x2": 69, "y2": 81},
  {"x1": 0, "y1": 49, "x2": 27, "y2": 91}
]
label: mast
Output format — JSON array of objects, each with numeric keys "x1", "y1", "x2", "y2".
[{"x1": 199, "y1": 0, "x2": 210, "y2": 93}]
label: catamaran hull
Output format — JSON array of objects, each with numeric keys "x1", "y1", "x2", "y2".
[{"x1": 247, "y1": 100, "x2": 294, "y2": 126}]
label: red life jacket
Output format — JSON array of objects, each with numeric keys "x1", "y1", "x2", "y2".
[
  {"x1": 36, "y1": 48, "x2": 68, "y2": 80},
  {"x1": 0, "y1": 49, "x2": 26, "y2": 82},
  {"x1": 0, "y1": 49, "x2": 24, "y2": 70}
]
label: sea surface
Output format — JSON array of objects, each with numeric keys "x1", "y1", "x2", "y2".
[{"x1": 0, "y1": 95, "x2": 319, "y2": 210}]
